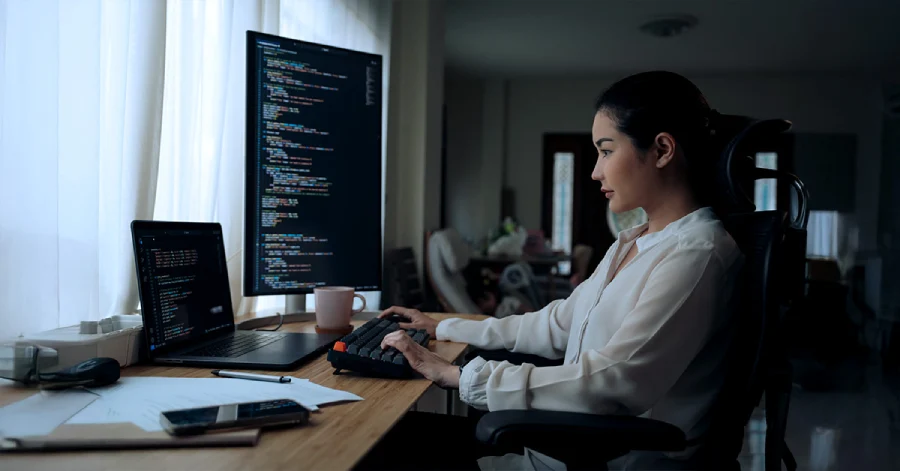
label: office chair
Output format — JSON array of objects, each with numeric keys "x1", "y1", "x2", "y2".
[
  {"x1": 381, "y1": 247, "x2": 430, "y2": 311},
  {"x1": 470, "y1": 115, "x2": 809, "y2": 471}
]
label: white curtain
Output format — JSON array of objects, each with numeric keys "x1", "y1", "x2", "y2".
[
  {"x1": 155, "y1": 0, "x2": 392, "y2": 316},
  {"x1": 152, "y1": 0, "x2": 282, "y2": 317},
  {"x1": 0, "y1": 0, "x2": 391, "y2": 337},
  {"x1": 1, "y1": 0, "x2": 166, "y2": 337}
]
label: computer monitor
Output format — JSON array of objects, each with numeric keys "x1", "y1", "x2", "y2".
[{"x1": 244, "y1": 31, "x2": 382, "y2": 305}]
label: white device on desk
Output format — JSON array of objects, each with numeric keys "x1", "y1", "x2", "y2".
[
  {"x1": 0, "y1": 343, "x2": 59, "y2": 382},
  {"x1": 18, "y1": 314, "x2": 144, "y2": 372}
]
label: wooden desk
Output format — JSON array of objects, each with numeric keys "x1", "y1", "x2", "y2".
[{"x1": 0, "y1": 313, "x2": 485, "y2": 471}]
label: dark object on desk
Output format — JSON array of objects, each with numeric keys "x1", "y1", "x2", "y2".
[
  {"x1": 131, "y1": 220, "x2": 342, "y2": 371},
  {"x1": 160, "y1": 399, "x2": 310, "y2": 436},
  {"x1": 470, "y1": 116, "x2": 808, "y2": 471},
  {"x1": 327, "y1": 317, "x2": 430, "y2": 378},
  {"x1": 30, "y1": 357, "x2": 120, "y2": 390}
]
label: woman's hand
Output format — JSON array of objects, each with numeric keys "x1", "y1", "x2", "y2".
[
  {"x1": 381, "y1": 331, "x2": 460, "y2": 389},
  {"x1": 378, "y1": 306, "x2": 440, "y2": 338}
]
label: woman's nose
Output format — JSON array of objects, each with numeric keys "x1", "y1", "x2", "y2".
[{"x1": 591, "y1": 158, "x2": 604, "y2": 182}]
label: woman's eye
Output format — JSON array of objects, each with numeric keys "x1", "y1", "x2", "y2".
[{"x1": 600, "y1": 150, "x2": 611, "y2": 158}]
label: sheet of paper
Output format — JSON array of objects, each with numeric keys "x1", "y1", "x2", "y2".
[
  {"x1": 287, "y1": 377, "x2": 364, "y2": 405},
  {"x1": 0, "y1": 389, "x2": 98, "y2": 438},
  {"x1": 67, "y1": 377, "x2": 362, "y2": 432}
]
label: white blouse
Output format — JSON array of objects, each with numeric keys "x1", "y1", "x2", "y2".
[{"x1": 437, "y1": 207, "x2": 743, "y2": 455}]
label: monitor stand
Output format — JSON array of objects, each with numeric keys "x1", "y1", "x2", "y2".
[
  {"x1": 236, "y1": 293, "x2": 381, "y2": 331},
  {"x1": 285, "y1": 294, "x2": 307, "y2": 314}
]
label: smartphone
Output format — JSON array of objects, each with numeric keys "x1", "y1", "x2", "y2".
[{"x1": 160, "y1": 399, "x2": 310, "y2": 436}]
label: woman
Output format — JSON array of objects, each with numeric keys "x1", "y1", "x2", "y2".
[{"x1": 364, "y1": 71, "x2": 743, "y2": 470}]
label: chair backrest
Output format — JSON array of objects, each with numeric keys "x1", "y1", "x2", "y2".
[
  {"x1": 691, "y1": 211, "x2": 786, "y2": 466},
  {"x1": 425, "y1": 229, "x2": 482, "y2": 314},
  {"x1": 691, "y1": 116, "x2": 808, "y2": 470},
  {"x1": 381, "y1": 247, "x2": 426, "y2": 311}
]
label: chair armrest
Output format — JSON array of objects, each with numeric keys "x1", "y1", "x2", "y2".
[
  {"x1": 464, "y1": 349, "x2": 564, "y2": 368},
  {"x1": 476, "y1": 410, "x2": 686, "y2": 458}
]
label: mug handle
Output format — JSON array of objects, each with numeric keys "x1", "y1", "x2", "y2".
[{"x1": 351, "y1": 293, "x2": 367, "y2": 314}]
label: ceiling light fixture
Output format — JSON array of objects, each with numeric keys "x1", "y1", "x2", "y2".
[{"x1": 639, "y1": 15, "x2": 699, "y2": 38}]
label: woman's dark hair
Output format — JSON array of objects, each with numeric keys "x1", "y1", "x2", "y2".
[{"x1": 594, "y1": 71, "x2": 719, "y2": 205}]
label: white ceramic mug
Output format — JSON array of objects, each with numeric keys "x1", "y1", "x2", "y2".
[{"x1": 314, "y1": 287, "x2": 366, "y2": 329}]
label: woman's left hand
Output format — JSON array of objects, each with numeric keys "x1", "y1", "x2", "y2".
[{"x1": 381, "y1": 331, "x2": 460, "y2": 388}]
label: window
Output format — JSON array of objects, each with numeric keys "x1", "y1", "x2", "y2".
[
  {"x1": 551, "y1": 152, "x2": 574, "y2": 275},
  {"x1": 754, "y1": 152, "x2": 778, "y2": 211},
  {"x1": 752, "y1": 152, "x2": 844, "y2": 260},
  {"x1": 0, "y1": 0, "x2": 393, "y2": 336},
  {"x1": 807, "y1": 210, "x2": 842, "y2": 259}
]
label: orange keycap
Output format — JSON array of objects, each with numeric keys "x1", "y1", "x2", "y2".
[{"x1": 333, "y1": 341, "x2": 347, "y2": 352}]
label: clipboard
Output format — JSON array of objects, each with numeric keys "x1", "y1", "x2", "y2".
[{"x1": 1, "y1": 422, "x2": 260, "y2": 452}]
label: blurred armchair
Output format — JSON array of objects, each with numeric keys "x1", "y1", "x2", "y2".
[{"x1": 425, "y1": 229, "x2": 482, "y2": 314}]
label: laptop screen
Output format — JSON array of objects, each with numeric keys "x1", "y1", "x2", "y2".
[{"x1": 132, "y1": 221, "x2": 235, "y2": 355}]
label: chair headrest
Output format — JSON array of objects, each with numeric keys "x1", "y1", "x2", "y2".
[
  {"x1": 712, "y1": 115, "x2": 792, "y2": 214},
  {"x1": 429, "y1": 229, "x2": 470, "y2": 273},
  {"x1": 712, "y1": 115, "x2": 808, "y2": 229}
]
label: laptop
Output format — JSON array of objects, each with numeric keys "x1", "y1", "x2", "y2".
[{"x1": 131, "y1": 220, "x2": 343, "y2": 370}]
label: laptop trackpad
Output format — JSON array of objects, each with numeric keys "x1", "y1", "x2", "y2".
[{"x1": 233, "y1": 333, "x2": 342, "y2": 366}]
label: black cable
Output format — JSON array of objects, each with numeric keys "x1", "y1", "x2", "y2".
[{"x1": 255, "y1": 311, "x2": 284, "y2": 332}]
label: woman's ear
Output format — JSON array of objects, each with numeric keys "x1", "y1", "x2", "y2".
[{"x1": 653, "y1": 132, "x2": 677, "y2": 168}]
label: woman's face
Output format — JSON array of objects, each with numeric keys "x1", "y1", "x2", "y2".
[{"x1": 591, "y1": 111, "x2": 658, "y2": 214}]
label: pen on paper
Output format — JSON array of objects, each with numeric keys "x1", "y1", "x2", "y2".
[{"x1": 211, "y1": 370, "x2": 291, "y2": 383}]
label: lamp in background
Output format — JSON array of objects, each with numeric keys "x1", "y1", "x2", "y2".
[{"x1": 639, "y1": 15, "x2": 699, "y2": 38}]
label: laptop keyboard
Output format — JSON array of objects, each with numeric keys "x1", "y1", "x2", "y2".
[{"x1": 186, "y1": 332, "x2": 287, "y2": 358}]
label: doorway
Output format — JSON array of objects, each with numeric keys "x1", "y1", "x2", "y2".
[{"x1": 541, "y1": 133, "x2": 616, "y2": 268}]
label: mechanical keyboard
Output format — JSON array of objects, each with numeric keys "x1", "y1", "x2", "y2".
[{"x1": 327, "y1": 316, "x2": 430, "y2": 378}]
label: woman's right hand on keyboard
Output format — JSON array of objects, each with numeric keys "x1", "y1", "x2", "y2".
[{"x1": 379, "y1": 306, "x2": 439, "y2": 338}]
